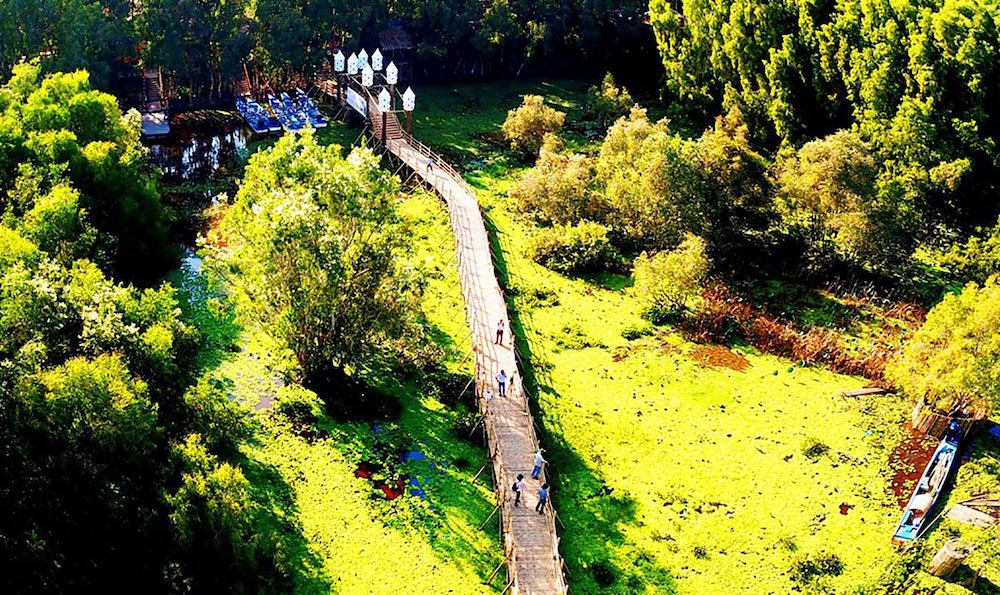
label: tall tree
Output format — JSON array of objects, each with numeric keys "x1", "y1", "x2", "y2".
[{"x1": 216, "y1": 131, "x2": 420, "y2": 382}]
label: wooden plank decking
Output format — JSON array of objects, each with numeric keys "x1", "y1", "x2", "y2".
[{"x1": 351, "y1": 86, "x2": 567, "y2": 594}]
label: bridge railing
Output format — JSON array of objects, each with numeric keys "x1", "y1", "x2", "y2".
[{"x1": 351, "y1": 77, "x2": 566, "y2": 594}]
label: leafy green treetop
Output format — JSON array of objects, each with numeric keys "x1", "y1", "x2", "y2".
[
  {"x1": 886, "y1": 277, "x2": 1000, "y2": 414},
  {"x1": 217, "y1": 132, "x2": 421, "y2": 382},
  {"x1": 502, "y1": 94, "x2": 566, "y2": 159}
]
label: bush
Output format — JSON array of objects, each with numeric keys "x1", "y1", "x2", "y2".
[
  {"x1": 886, "y1": 277, "x2": 1000, "y2": 415},
  {"x1": 633, "y1": 234, "x2": 711, "y2": 322},
  {"x1": 621, "y1": 323, "x2": 655, "y2": 340},
  {"x1": 424, "y1": 368, "x2": 474, "y2": 408},
  {"x1": 790, "y1": 550, "x2": 844, "y2": 583},
  {"x1": 585, "y1": 73, "x2": 635, "y2": 126},
  {"x1": 801, "y1": 436, "x2": 830, "y2": 459},
  {"x1": 501, "y1": 95, "x2": 566, "y2": 159},
  {"x1": 509, "y1": 134, "x2": 604, "y2": 226},
  {"x1": 528, "y1": 221, "x2": 619, "y2": 274}
]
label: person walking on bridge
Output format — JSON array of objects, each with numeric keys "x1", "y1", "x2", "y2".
[
  {"x1": 496, "y1": 369, "x2": 507, "y2": 397},
  {"x1": 536, "y1": 483, "x2": 550, "y2": 514},
  {"x1": 513, "y1": 474, "x2": 526, "y2": 507},
  {"x1": 531, "y1": 449, "x2": 547, "y2": 480},
  {"x1": 495, "y1": 318, "x2": 505, "y2": 345}
]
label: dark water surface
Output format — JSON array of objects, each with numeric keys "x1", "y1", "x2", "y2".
[{"x1": 144, "y1": 111, "x2": 254, "y2": 181}]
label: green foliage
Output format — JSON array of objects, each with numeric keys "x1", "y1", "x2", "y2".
[
  {"x1": 777, "y1": 130, "x2": 903, "y2": 267},
  {"x1": 790, "y1": 550, "x2": 845, "y2": 584},
  {"x1": 510, "y1": 133, "x2": 603, "y2": 226},
  {"x1": 633, "y1": 234, "x2": 710, "y2": 322},
  {"x1": 649, "y1": 0, "x2": 1000, "y2": 275},
  {"x1": 585, "y1": 73, "x2": 635, "y2": 126},
  {"x1": 217, "y1": 131, "x2": 420, "y2": 380},
  {"x1": 19, "y1": 184, "x2": 96, "y2": 266},
  {"x1": 591, "y1": 107, "x2": 773, "y2": 259},
  {"x1": 928, "y1": 216, "x2": 1000, "y2": 284},
  {"x1": 886, "y1": 277, "x2": 1000, "y2": 414},
  {"x1": 529, "y1": 220, "x2": 619, "y2": 274},
  {"x1": 502, "y1": 94, "x2": 567, "y2": 158},
  {"x1": 0, "y1": 64, "x2": 173, "y2": 284},
  {"x1": 166, "y1": 433, "x2": 288, "y2": 593}
]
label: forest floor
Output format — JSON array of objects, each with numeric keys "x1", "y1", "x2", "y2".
[{"x1": 404, "y1": 78, "x2": 1000, "y2": 594}]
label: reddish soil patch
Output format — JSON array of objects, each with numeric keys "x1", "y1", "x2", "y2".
[
  {"x1": 354, "y1": 462, "x2": 406, "y2": 500},
  {"x1": 839, "y1": 503, "x2": 854, "y2": 515},
  {"x1": 888, "y1": 425, "x2": 939, "y2": 508},
  {"x1": 690, "y1": 345, "x2": 751, "y2": 372}
]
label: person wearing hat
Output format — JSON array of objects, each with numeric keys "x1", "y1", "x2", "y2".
[{"x1": 531, "y1": 448, "x2": 547, "y2": 480}]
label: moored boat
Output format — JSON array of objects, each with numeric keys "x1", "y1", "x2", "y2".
[
  {"x1": 892, "y1": 422, "x2": 962, "y2": 545},
  {"x1": 295, "y1": 87, "x2": 328, "y2": 128}
]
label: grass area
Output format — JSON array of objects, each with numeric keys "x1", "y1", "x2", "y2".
[
  {"x1": 185, "y1": 189, "x2": 501, "y2": 593},
  {"x1": 406, "y1": 78, "x2": 1000, "y2": 594}
]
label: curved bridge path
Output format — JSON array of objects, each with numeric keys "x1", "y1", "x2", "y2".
[{"x1": 347, "y1": 86, "x2": 568, "y2": 594}]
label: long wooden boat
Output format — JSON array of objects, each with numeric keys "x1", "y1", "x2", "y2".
[{"x1": 892, "y1": 422, "x2": 962, "y2": 545}]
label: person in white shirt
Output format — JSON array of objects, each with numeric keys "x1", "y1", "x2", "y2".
[
  {"x1": 495, "y1": 318, "x2": 505, "y2": 345},
  {"x1": 531, "y1": 449, "x2": 547, "y2": 480},
  {"x1": 496, "y1": 369, "x2": 507, "y2": 397}
]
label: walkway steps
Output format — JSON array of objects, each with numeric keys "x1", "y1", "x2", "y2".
[{"x1": 350, "y1": 87, "x2": 567, "y2": 594}]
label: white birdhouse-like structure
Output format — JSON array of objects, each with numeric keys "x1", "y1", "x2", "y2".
[
  {"x1": 358, "y1": 48, "x2": 369, "y2": 69},
  {"x1": 361, "y1": 65, "x2": 374, "y2": 87},
  {"x1": 371, "y1": 49, "x2": 383, "y2": 71},
  {"x1": 333, "y1": 50, "x2": 345, "y2": 72},
  {"x1": 347, "y1": 53, "x2": 359, "y2": 75},
  {"x1": 378, "y1": 88, "x2": 391, "y2": 112},
  {"x1": 402, "y1": 87, "x2": 416, "y2": 112},
  {"x1": 385, "y1": 62, "x2": 398, "y2": 85}
]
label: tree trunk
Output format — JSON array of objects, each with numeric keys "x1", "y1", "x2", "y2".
[{"x1": 928, "y1": 539, "x2": 973, "y2": 578}]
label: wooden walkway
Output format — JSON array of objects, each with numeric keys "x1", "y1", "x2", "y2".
[{"x1": 348, "y1": 84, "x2": 567, "y2": 594}]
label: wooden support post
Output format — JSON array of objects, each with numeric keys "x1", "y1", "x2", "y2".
[
  {"x1": 928, "y1": 539, "x2": 974, "y2": 578},
  {"x1": 381, "y1": 111, "x2": 387, "y2": 145},
  {"x1": 468, "y1": 415, "x2": 484, "y2": 438},
  {"x1": 486, "y1": 549, "x2": 512, "y2": 583},
  {"x1": 406, "y1": 111, "x2": 412, "y2": 135},
  {"x1": 478, "y1": 503, "x2": 502, "y2": 530},
  {"x1": 471, "y1": 454, "x2": 493, "y2": 482}
]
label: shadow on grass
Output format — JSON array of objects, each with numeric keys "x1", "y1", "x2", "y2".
[
  {"x1": 482, "y1": 210, "x2": 676, "y2": 594},
  {"x1": 576, "y1": 271, "x2": 634, "y2": 292},
  {"x1": 236, "y1": 452, "x2": 334, "y2": 592}
]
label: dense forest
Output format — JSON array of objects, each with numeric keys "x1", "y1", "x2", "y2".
[
  {"x1": 645, "y1": 0, "x2": 1000, "y2": 286},
  {"x1": 0, "y1": 0, "x2": 655, "y2": 97}
]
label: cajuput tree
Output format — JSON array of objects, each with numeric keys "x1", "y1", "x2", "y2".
[
  {"x1": 886, "y1": 277, "x2": 1000, "y2": 415},
  {"x1": 216, "y1": 131, "x2": 421, "y2": 383}
]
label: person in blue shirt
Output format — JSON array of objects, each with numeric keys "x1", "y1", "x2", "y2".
[{"x1": 536, "y1": 483, "x2": 549, "y2": 514}]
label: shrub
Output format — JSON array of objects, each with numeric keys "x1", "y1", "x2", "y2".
[
  {"x1": 633, "y1": 234, "x2": 711, "y2": 322},
  {"x1": 528, "y1": 221, "x2": 619, "y2": 274},
  {"x1": 585, "y1": 73, "x2": 635, "y2": 126},
  {"x1": 424, "y1": 368, "x2": 474, "y2": 408},
  {"x1": 509, "y1": 134, "x2": 604, "y2": 226},
  {"x1": 886, "y1": 277, "x2": 1000, "y2": 415},
  {"x1": 621, "y1": 323, "x2": 655, "y2": 340},
  {"x1": 501, "y1": 95, "x2": 566, "y2": 158},
  {"x1": 790, "y1": 550, "x2": 844, "y2": 583},
  {"x1": 801, "y1": 436, "x2": 830, "y2": 459}
]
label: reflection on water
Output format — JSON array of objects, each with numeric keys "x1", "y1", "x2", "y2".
[{"x1": 145, "y1": 116, "x2": 252, "y2": 180}]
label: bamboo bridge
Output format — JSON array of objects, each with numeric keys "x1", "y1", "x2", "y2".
[{"x1": 336, "y1": 76, "x2": 568, "y2": 594}]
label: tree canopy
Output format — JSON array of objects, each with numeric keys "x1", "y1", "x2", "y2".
[
  {"x1": 0, "y1": 62, "x2": 173, "y2": 285},
  {"x1": 216, "y1": 131, "x2": 421, "y2": 382},
  {"x1": 886, "y1": 277, "x2": 1000, "y2": 414}
]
